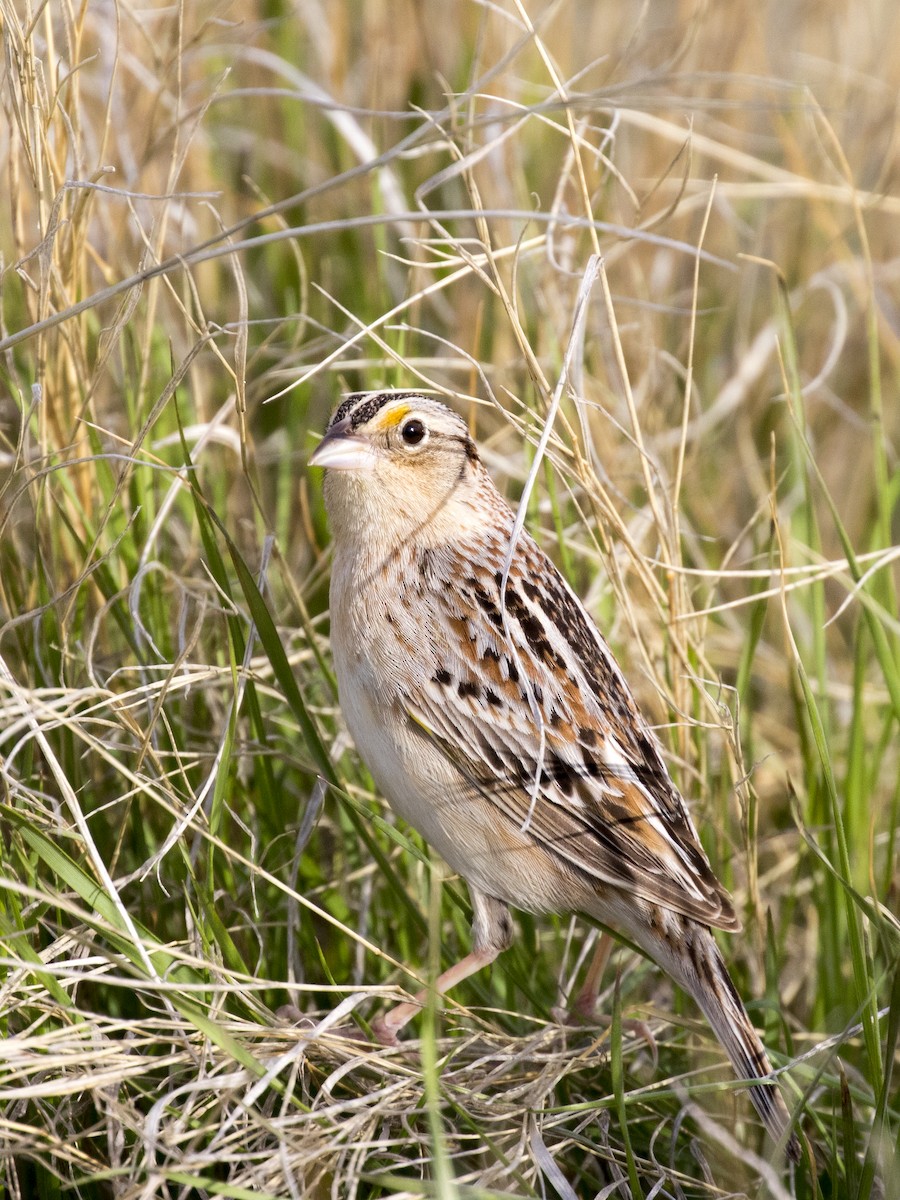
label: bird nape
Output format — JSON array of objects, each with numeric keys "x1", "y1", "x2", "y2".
[{"x1": 310, "y1": 390, "x2": 801, "y2": 1162}]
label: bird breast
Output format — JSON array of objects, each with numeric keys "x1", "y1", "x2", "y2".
[{"x1": 327, "y1": 543, "x2": 589, "y2": 915}]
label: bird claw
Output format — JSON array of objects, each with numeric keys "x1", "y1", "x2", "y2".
[{"x1": 368, "y1": 1015, "x2": 402, "y2": 1047}]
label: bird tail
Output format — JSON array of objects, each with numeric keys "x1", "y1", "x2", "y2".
[{"x1": 637, "y1": 915, "x2": 801, "y2": 1161}]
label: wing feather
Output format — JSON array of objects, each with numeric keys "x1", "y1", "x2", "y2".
[{"x1": 407, "y1": 532, "x2": 738, "y2": 932}]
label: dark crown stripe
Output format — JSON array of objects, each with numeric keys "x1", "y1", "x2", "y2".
[{"x1": 330, "y1": 391, "x2": 425, "y2": 431}]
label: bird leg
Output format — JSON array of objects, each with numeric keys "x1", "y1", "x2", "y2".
[
  {"x1": 557, "y1": 931, "x2": 657, "y2": 1063},
  {"x1": 278, "y1": 942, "x2": 501, "y2": 1045},
  {"x1": 371, "y1": 944, "x2": 502, "y2": 1045},
  {"x1": 369, "y1": 889, "x2": 514, "y2": 1045},
  {"x1": 569, "y1": 930, "x2": 614, "y2": 1020}
]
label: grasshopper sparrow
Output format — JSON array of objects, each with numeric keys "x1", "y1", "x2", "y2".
[{"x1": 310, "y1": 390, "x2": 799, "y2": 1158}]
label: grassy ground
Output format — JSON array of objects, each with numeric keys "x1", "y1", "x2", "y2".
[{"x1": 1, "y1": 0, "x2": 898, "y2": 1196}]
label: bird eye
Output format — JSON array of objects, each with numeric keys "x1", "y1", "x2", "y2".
[{"x1": 400, "y1": 418, "x2": 426, "y2": 446}]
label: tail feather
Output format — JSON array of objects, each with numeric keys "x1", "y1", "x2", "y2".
[{"x1": 636, "y1": 913, "x2": 801, "y2": 1161}]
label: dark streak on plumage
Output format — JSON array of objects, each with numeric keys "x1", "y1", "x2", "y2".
[
  {"x1": 450, "y1": 434, "x2": 479, "y2": 463},
  {"x1": 548, "y1": 752, "x2": 576, "y2": 796},
  {"x1": 522, "y1": 577, "x2": 541, "y2": 603},
  {"x1": 444, "y1": 530, "x2": 733, "y2": 922},
  {"x1": 331, "y1": 390, "x2": 420, "y2": 431},
  {"x1": 473, "y1": 583, "x2": 503, "y2": 631},
  {"x1": 320, "y1": 394, "x2": 796, "y2": 1155}
]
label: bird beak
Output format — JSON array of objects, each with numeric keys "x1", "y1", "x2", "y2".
[{"x1": 309, "y1": 420, "x2": 381, "y2": 471}]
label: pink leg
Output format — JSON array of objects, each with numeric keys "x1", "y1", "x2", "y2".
[
  {"x1": 371, "y1": 944, "x2": 502, "y2": 1045},
  {"x1": 370, "y1": 889, "x2": 514, "y2": 1045},
  {"x1": 561, "y1": 932, "x2": 657, "y2": 1064},
  {"x1": 570, "y1": 932, "x2": 613, "y2": 1020}
]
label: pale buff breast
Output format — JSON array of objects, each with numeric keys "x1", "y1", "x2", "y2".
[{"x1": 333, "y1": 625, "x2": 590, "y2": 916}]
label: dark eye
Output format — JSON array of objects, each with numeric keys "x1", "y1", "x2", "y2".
[{"x1": 401, "y1": 418, "x2": 426, "y2": 445}]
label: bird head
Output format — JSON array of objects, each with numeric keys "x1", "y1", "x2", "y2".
[{"x1": 310, "y1": 391, "x2": 487, "y2": 551}]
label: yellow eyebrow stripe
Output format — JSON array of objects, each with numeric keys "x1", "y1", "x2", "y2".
[{"x1": 377, "y1": 404, "x2": 411, "y2": 429}]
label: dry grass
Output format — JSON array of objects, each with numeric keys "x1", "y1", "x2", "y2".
[{"x1": 1, "y1": 0, "x2": 899, "y2": 1196}]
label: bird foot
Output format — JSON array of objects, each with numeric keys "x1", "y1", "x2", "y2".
[{"x1": 369, "y1": 1014, "x2": 403, "y2": 1047}]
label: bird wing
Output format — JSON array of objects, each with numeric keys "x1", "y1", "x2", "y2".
[{"x1": 406, "y1": 534, "x2": 738, "y2": 932}]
